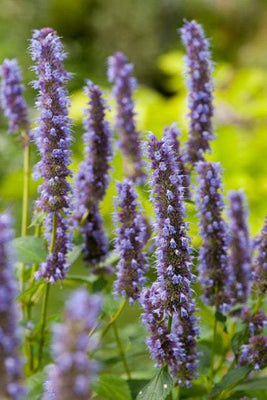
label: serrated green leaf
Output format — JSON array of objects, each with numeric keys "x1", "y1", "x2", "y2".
[
  {"x1": 211, "y1": 366, "x2": 252, "y2": 397},
  {"x1": 13, "y1": 236, "x2": 47, "y2": 264},
  {"x1": 127, "y1": 379, "x2": 150, "y2": 399},
  {"x1": 136, "y1": 368, "x2": 173, "y2": 400},
  {"x1": 94, "y1": 374, "x2": 131, "y2": 400},
  {"x1": 26, "y1": 370, "x2": 46, "y2": 400}
]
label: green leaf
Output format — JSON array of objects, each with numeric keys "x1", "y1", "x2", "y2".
[
  {"x1": 231, "y1": 330, "x2": 247, "y2": 356},
  {"x1": 26, "y1": 370, "x2": 46, "y2": 400},
  {"x1": 93, "y1": 374, "x2": 131, "y2": 400},
  {"x1": 66, "y1": 245, "x2": 82, "y2": 265},
  {"x1": 235, "y1": 377, "x2": 267, "y2": 391},
  {"x1": 211, "y1": 366, "x2": 252, "y2": 397},
  {"x1": 180, "y1": 384, "x2": 207, "y2": 398},
  {"x1": 13, "y1": 236, "x2": 47, "y2": 264},
  {"x1": 136, "y1": 367, "x2": 173, "y2": 400},
  {"x1": 127, "y1": 379, "x2": 150, "y2": 399},
  {"x1": 63, "y1": 275, "x2": 92, "y2": 287}
]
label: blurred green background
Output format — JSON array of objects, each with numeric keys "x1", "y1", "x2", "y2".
[{"x1": 1, "y1": 0, "x2": 267, "y2": 236}]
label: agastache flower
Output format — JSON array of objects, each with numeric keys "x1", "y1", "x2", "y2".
[
  {"x1": 241, "y1": 308, "x2": 267, "y2": 335},
  {"x1": 228, "y1": 191, "x2": 251, "y2": 304},
  {"x1": 252, "y1": 216, "x2": 267, "y2": 294},
  {"x1": 196, "y1": 162, "x2": 231, "y2": 312},
  {"x1": 114, "y1": 180, "x2": 147, "y2": 303},
  {"x1": 0, "y1": 213, "x2": 26, "y2": 400},
  {"x1": 239, "y1": 336, "x2": 267, "y2": 370},
  {"x1": 0, "y1": 58, "x2": 31, "y2": 143},
  {"x1": 30, "y1": 28, "x2": 72, "y2": 281},
  {"x1": 164, "y1": 123, "x2": 191, "y2": 199},
  {"x1": 42, "y1": 289, "x2": 101, "y2": 400},
  {"x1": 73, "y1": 81, "x2": 112, "y2": 265},
  {"x1": 141, "y1": 133, "x2": 198, "y2": 386},
  {"x1": 107, "y1": 51, "x2": 146, "y2": 184},
  {"x1": 181, "y1": 20, "x2": 214, "y2": 163}
]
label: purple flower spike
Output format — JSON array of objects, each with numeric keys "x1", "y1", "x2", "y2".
[
  {"x1": 0, "y1": 59, "x2": 31, "y2": 142},
  {"x1": 228, "y1": 191, "x2": 251, "y2": 305},
  {"x1": 140, "y1": 133, "x2": 198, "y2": 385},
  {"x1": 107, "y1": 52, "x2": 146, "y2": 184},
  {"x1": 42, "y1": 289, "x2": 102, "y2": 400},
  {"x1": 239, "y1": 335, "x2": 267, "y2": 371},
  {"x1": 163, "y1": 123, "x2": 191, "y2": 199},
  {"x1": 196, "y1": 162, "x2": 231, "y2": 312},
  {"x1": 0, "y1": 213, "x2": 26, "y2": 400},
  {"x1": 114, "y1": 180, "x2": 147, "y2": 303},
  {"x1": 252, "y1": 216, "x2": 267, "y2": 294},
  {"x1": 180, "y1": 20, "x2": 214, "y2": 163},
  {"x1": 73, "y1": 81, "x2": 112, "y2": 265},
  {"x1": 30, "y1": 28, "x2": 73, "y2": 281},
  {"x1": 241, "y1": 308, "x2": 267, "y2": 336}
]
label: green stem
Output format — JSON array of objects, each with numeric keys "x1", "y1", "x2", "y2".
[
  {"x1": 112, "y1": 321, "x2": 131, "y2": 379},
  {"x1": 36, "y1": 213, "x2": 57, "y2": 370},
  {"x1": 210, "y1": 286, "x2": 219, "y2": 385},
  {"x1": 102, "y1": 299, "x2": 127, "y2": 338},
  {"x1": 20, "y1": 138, "x2": 31, "y2": 292},
  {"x1": 36, "y1": 283, "x2": 50, "y2": 371}
]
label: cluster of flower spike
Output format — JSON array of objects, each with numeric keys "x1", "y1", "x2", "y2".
[
  {"x1": 252, "y1": 216, "x2": 267, "y2": 294},
  {"x1": 196, "y1": 162, "x2": 231, "y2": 312},
  {"x1": 42, "y1": 289, "x2": 101, "y2": 400},
  {"x1": 181, "y1": 20, "x2": 214, "y2": 164},
  {"x1": 0, "y1": 213, "x2": 26, "y2": 400},
  {"x1": 30, "y1": 28, "x2": 72, "y2": 281},
  {"x1": 74, "y1": 81, "x2": 112, "y2": 265},
  {"x1": 141, "y1": 133, "x2": 198, "y2": 386},
  {"x1": 114, "y1": 180, "x2": 147, "y2": 303},
  {"x1": 108, "y1": 51, "x2": 146, "y2": 184},
  {"x1": 0, "y1": 58, "x2": 31, "y2": 142},
  {"x1": 228, "y1": 191, "x2": 251, "y2": 305}
]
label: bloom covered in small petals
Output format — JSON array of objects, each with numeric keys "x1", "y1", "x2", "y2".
[
  {"x1": 73, "y1": 81, "x2": 112, "y2": 265},
  {"x1": 30, "y1": 28, "x2": 73, "y2": 281},
  {"x1": 42, "y1": 289, "x2": 101, "y2": 400},
  {"x1": 0, "y1": 213, "x2": 26, "y2": 400},
  {"x1": 107, "y1": 52, "x2": 146, "y2": 184},
  {"x1": 228, "y1": 191, "x2": 251, "y2": 304},
  {"x1": 241, "y1": 308, "x2": 267, "y2": 335},
  {"x1": 239, "y1": 335, "x2": 267, "y2": 370},
  {"x1": 164, "y1": 123, "x2": 191, "y2": 199},
  {"x1": 114, "y1": 180, "x2": 147, "y2": 303},
  {"x1": 181, "y1": 20, "x2": 214, "y2": 163},
  {"x1": 0, "y1": 58, "x2": 31, "y2": 142},
  {"x1": 196, "y1": 162, "x2": 231, "y2": 311},
  {"x1": 252, "y1": 216, "x2": 267, "y2": 294},
  {"x1": 140, "y1": 133, "x2": 198, "y2": 385}
]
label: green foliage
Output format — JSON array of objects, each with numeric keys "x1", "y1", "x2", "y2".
[
  {"x1": 136, "y1": 368, "x2": 173, "y2": 400},
  {"x1": 13, "y1": 236, "x2": 47, "y2": 264},
  {"x1": 93, "y1": 374, "x2": 132, "y2": 400}
]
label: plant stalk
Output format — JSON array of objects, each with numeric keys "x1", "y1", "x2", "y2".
[{"x1": 112, "y1": 320, "x2": 131, "y2": 379}]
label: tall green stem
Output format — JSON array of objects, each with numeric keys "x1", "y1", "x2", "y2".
[
  {"x1": 210, "y1": 285, "x2": 219, "y2": 385},
  {"x1": 20, "y1": 138, "x2": 31, "y2": 292},
  {"x1": 112, "y1": 321, "x2": 131, "y2": 379},
  {"x1": 36, "y1": 213, "x2": 57, "y2": 370},
  {"x1": 102, "y1": 299, "x2": 127, "y2": 338}
]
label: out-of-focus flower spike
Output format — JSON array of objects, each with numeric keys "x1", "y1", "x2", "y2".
[
  {"x1": 228, "y1": 190, "x2": 251, "y2": 305},
  {"x1": 196, "y1": 161, "x2": 231, "y2": 312},
  {"x1": 42, "y1": 289, "x2": 102, "y2": 400},
  {"x1": 180, "y1": 20, "x2": 214, "y2": 163},
  {"x1": 73, "y1": 80, "x2": 112, "y2": 265},
  {"x1": 239, "y1": 335, "x2": 267, "y2": 371},
  {"x1": 0, "y1": 212, "x2": 26, "y2": 400},
  {"x1": 252, "y1": 215, "x2": 267, "y2": 294},
  {"x1": 30, "y1": 28, "x2": 73, "y2": 281},
  {"x1": 107, "y1": 51, "x2": 146, "y2": 184},
  {"x1": 114, "y1": 180, "x2": 147, "y2": 303}
]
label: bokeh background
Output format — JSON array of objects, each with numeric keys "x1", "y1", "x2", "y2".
[
  {"x1": 1, "y1": 0, "x2": 267, "y2": 233},
  {"x1": 0, "y1": 2, "x2": 267, "y2": 394}
]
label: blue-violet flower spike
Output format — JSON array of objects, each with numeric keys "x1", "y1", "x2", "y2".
[
  {"x1": 228, "y1": 190, "x2": 251, "y2": 305},
  {"x1": 30, "y1": 28, "x2": 73, "y2": 281},
  {"x1": 252, "y1": 216, "x2": 267, "y2": 294},
  {"x1": 196, "y1": 162, "x2": 231, "y2": 312},
  {"x1": 0, "y1": 58, "x2": 31, "y2": 143},
  {"x1": 107, "y1": 52, "x2": 146, "y2": 184},
  {"x1": 181, "y1": 20, "x2": 214, "y2": 163},
  {"x1": 114, "y1": 180, "x2": 147, "y2": 303},
  {"x1": 0, "y1": 213, "x2": 26, "y2": 400}
]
